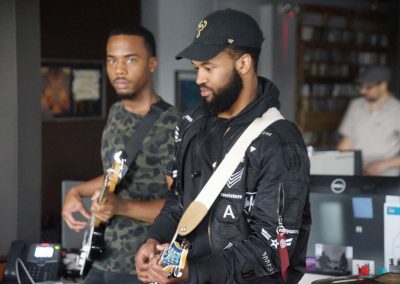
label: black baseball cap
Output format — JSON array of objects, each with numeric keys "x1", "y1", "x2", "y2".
[
  {"x1": 176, "y1": 9, "x2": 264, "y2": 61},
  {"x1": 357, "y1": 66, "x2": 391, "y2": 85}
]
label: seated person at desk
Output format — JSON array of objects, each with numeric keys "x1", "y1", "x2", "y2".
[{"x1": 337, "y1": 65, "x2": 400, "y2": 176}]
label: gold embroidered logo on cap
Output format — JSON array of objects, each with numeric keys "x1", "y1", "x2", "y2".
[
  {"x1": 228, "y1": 38, "x2": 234, "y2": 44},
  {"x1": 196, "y1": 20, "x2": 208, "y2": 38}
]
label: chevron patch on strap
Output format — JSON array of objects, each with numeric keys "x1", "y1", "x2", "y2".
[{"x1": 226, "y1": 168, "x2": 244, "y2": 188}]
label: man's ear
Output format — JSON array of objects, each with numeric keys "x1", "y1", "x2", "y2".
[
  {"x1": 235, "y1": 54, "x2": 252, "y2": 75},
  {"x1": 380, "y1": 81, "x2": 389, "y2": 92},
  {"x1": 149, "y1": 57, "x2": 158, "y2": 73}
]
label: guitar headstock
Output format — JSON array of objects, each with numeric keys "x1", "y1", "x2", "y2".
[
  {"x1": 95, "y1": 151, "x2": 127, "y2": 220},
  {"x1": 108, "y1": 151, "x2": 127, "y2": 185}
]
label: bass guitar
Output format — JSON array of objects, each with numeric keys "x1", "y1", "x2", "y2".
[{"x1": 77, "y1": 151, "x2": 126, "y2": 276}]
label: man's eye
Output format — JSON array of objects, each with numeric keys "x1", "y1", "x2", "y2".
[
  {"x1": 127, "y1": 57, "x2": 137, "y2": 63},
  {"x1": 107, "y1": 58, "x2": 116, "y2": 64}
]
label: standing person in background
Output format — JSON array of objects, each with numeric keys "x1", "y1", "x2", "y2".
[
  {"x1": 136, "y1": 9, "x2": 311, "y2": 284},
  {"x1": 62, "y1": 25, "x2": 180, "y2": 284},
  {"x1": 337, "y1": 65, "x2": 400, "y2": 176}
]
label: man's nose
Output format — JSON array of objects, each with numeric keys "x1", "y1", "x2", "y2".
[
  {"x1": 116, "y1": 61, "x2": 127, "y2": 76},
  {"x1": 196, "y1": 70, "x2": 206, "y2": 85}
]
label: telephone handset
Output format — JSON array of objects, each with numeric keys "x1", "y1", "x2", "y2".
[
  {"x1": 4, "y1": 240, "x2": 62, "y2": 283},
  {"x1": 4, "y1": 240, "x2": 26, "y2": 281}
]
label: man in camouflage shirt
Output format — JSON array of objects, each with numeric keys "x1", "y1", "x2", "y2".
[{"x1": 62, "y1": 25, "x2": 179, "y2": 283}]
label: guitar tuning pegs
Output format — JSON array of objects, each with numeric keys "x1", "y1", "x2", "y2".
[
  {"x1": 114, "y1": 150, "x2": 128, "y2": 163},
  {"x1": 120, "y1": 151, "x2": 128, "y2": 160}
]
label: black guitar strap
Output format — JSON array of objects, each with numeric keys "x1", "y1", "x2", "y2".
[{"x1": 120, "y1": 99, "x2": 171, "y2": 180}]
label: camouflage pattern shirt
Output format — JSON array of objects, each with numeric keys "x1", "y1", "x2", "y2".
[{"x1": 93, "y1": 98, "x2": 179, "y2": 274}]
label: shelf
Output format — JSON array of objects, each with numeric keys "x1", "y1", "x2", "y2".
[
  {"x1": 300, "y1": 41, "x2": 388, "y2": 52},
  {"x1": 305, "y1": 94, "x2": 355, "y2": 99},
  {"x1": 297, "y1": 110, "x2": 344, "y2": 132},
  {"x1": 295, "y1": 4, "x2": 393, "y2": 149},
  {"x1": 299, "y1": 4, "x2": 387, "y2": 20},
  {"x1": 302, "y1": 76, "x2": 354, "y2": 84}
]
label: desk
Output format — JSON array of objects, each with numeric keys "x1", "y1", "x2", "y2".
[{"x1": 299, "y1": 273, "x2": 332, "y2": 283}]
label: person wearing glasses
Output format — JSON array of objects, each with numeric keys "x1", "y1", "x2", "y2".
[{"x1": 337, "y1": 65, "x2": 400, "y2": 176}]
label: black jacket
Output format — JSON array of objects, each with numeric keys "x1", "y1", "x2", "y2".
[{"x1": 148, "y1": 77, "x2": 311, "y2": 284}]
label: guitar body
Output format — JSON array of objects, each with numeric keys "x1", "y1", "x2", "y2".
[
  {"x1": 88, "y1": 223, "x2": 107, "y2": 260},
  {"x1": 78, "y1": 223, "x2": 107, "y2": 276},
  {"x1": 160, "y1": 236, "x2": 190, "y2": 278},
  {"x1": 77, "y1": 151, "x2": 126, "y2": 277}
]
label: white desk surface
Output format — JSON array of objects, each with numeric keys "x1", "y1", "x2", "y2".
[{"x1": 299, "y1": 273, "x2": 333, "y2": 283}]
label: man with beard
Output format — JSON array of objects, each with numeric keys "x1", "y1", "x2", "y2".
[
  {"x1": 337, "y1": 65, "x2": 400, "y2": 176},
  {"x1": 62, "y1": 25, "x2": 179, "y2": 283},
  {"x1": 136, "y1": 9, "x2": 311, "y2": 284}
]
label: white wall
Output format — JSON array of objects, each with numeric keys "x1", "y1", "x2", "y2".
[
  {"x1": 0, "y1": 0, "x2": 41, "y2": 256},
  {"x1": 142, "y1": 0, "x2": 214, "y2": 105}
]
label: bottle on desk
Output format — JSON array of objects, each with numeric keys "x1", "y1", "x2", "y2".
[{"x1": 389, "y1": 258, "x2": 400, "y2": 273}]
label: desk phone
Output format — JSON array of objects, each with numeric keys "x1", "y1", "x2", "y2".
[
  {"x1": 4, "y1": 241, "x2": 62, "y2": 283},
  {"x1": 26, "y1": 243, "x2": 62, "y2": 282}
]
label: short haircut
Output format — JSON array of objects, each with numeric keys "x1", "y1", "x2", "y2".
[
  {"x1": 224, "y1": 46, "x2": 261, "y2": 71},
  {"x1": 108, "y1": 24, "x2": 157, "y2": 57}
]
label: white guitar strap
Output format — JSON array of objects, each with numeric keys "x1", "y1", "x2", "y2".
[{"x1": 177, "y1": 107, "x2": 284, "y2": 236}]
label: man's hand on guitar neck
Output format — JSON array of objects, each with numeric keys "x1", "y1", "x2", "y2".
[
  {"x1": 91, "y1": 189, "x2": 119, "y2": 222},
  {"x1": 62, "y1": 187, "x2": 91, "y2": 232},
  {"x1": 91, "y1": 174, "x2": 172, "y2": 224},
  {"x1": 62, "y1": 175, "x2": 103, "y2": 232}
]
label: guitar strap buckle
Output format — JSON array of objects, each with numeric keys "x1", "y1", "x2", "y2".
[{"x1": 160, "y1": 236, "x2": 190, "y2": 278}]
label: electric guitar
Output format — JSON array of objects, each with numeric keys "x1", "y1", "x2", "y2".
[
  {"x1": 160, "y1": 233, "x2": 190, "y2": 278},
  {"x1": 77, "y1": 151, "x2": 126, "y2": 276}
]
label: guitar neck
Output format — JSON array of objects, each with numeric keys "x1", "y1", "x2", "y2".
[
  {"x1": 92, "y1": 170, "x2": 119, "y2": 227},
  {"x1": 90, "y1": 215, "x2": 99, "y2": 227}
]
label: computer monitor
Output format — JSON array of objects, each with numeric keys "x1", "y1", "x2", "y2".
[
  {"x1": 307, "y1": 175, "x2": 400, "y2": 275},
  {"x1": 309, "y1": 150, "x2": 362, "y2": 176}
]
